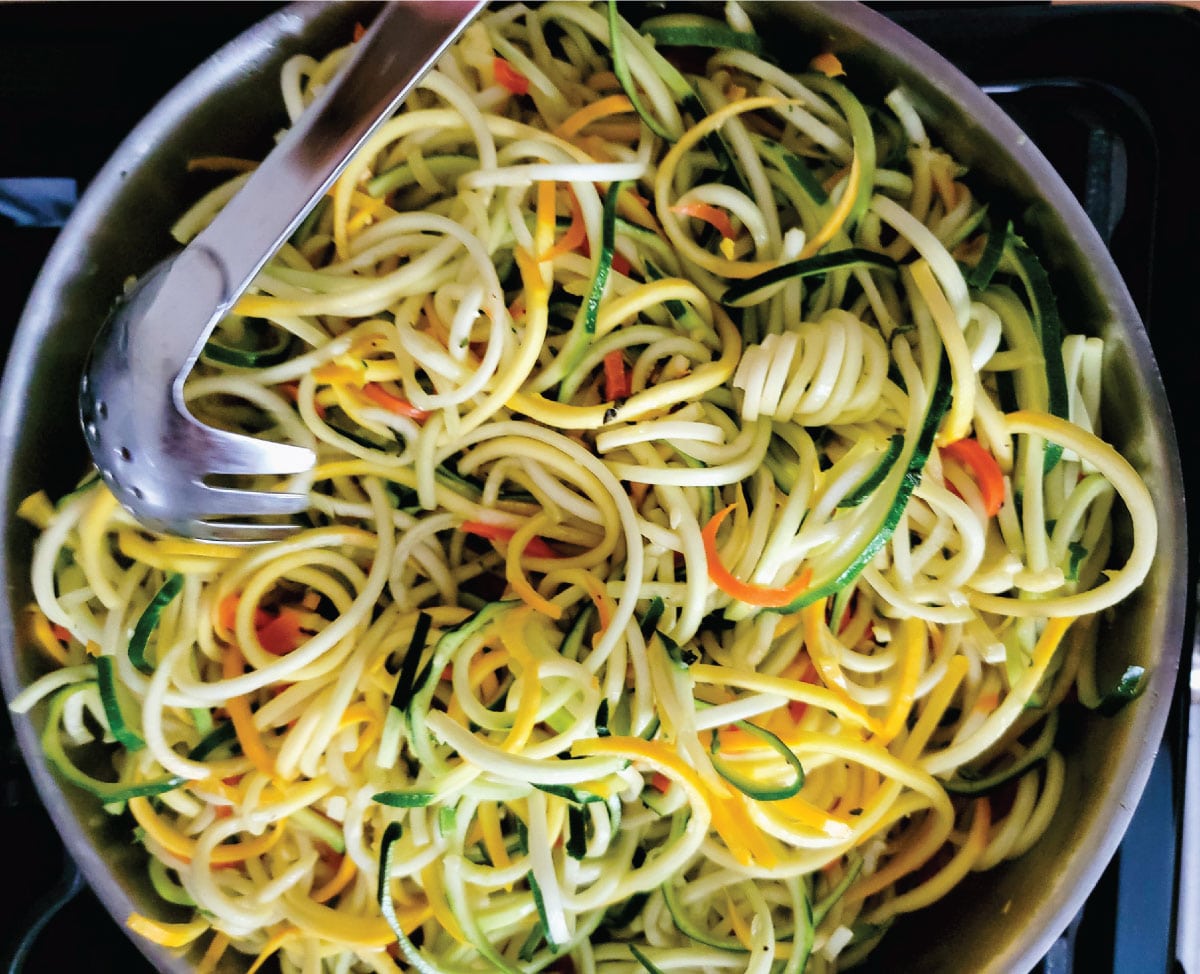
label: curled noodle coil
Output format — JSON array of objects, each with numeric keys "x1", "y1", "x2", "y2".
[{"x1": 733, "y1": 311, "x2": 895, "y2": 426}]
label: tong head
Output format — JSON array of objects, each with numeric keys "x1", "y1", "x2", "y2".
[
  {"x1": 79, "y1": 252, "x2": 316, "y2": 544},
  {"x1": 77, "y1": 2, "x2": 491, "y2": 542}
]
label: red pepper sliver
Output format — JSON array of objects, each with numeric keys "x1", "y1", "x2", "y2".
[
  {"x1": 279, "y1": 380, "x2": 326, "y2": 420},
  {"x1": 940, "y1": 438, "x2": 1005, "y2": 517},
  {"x1": 649, "y1": 772, "x2": 672, "y2": 793},
  {"x1": 493, "y1": 57, "x2": 530, "y2": 95},
  {"x1": 257, "y1": 610, "x2": 307, "y2": 656},
  {"x1": 603, "y1": 350, "x2": 631, "y2": 400},
  {"x1": 217, "y1": 594, "x2": 271, "y2": 635},
  {"x1": 460, "y1": 520, "x2": 559, "y2": 558}
]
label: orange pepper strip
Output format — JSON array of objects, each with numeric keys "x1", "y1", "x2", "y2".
[
  {"x1": 217, "y1": 593, "x2": 306, "y2": 656},
  {"x1": 573, "y1": 736, "x2": 772, "y2": 867},
  {"x1": 196, "y1": 932, "x2": 230, "y2": 974},
  {"x1": 126, "y1": 913, "x2": 209, "y2": 948},
  {"x1": 800, "y1": 599, "x2": 852, "y2": 697},
  {"x1": 557, "y1": 93, "x2": 635, "y2": 139},
  {"x1": 669, "y1": 200, "x2": 737, "y2": 241},
  {"x1": 477, "y1": 801, "x2": 513, "y2": 880},
  {"x1": 534, "y1": 180, "x2": 557, "y2": 267},
  {"x1": 27, "y1": 606, "x2": 70, "y2": 666},
  {"x1": 311, "y1": 853, "x2": 358, "y2": 904},
  {"x1": 222, "y1": 644, "x2": 276, "y2": 778},
  {"x1": 809, "y1": 52, "x2": 846, "y2": 78},
  {"x1": 540, "y1": 186, "x2": 587, "y2": 262},
  {"x1": 360, "y1": 382, "x2": 432, "y2": 422},
  {"x1": 247, "y1": 926, "x2": 301, "y2": 974},
  {"x1": 504, "y1": 516, "x2": 563, "y2": 619},
  {"x1": 338, "y1": 702, "x2": 382, "y2": 769},
  {"x1": 557, "y1": 567, "x2": 613, "y2": 632},
  {"x1": 940, "y1": 437, "x2": 1005, "y2": 517},
  {"x1": 702, "y1": 505, "x2": 812, "y2": 607},
  {"x1": 875, "y1": 617, "x2": 925, "y2": 745}
]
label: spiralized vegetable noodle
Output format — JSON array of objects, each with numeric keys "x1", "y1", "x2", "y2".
[{"x1": 12, "y1": 3, "x2": 1158, "y2": 972}]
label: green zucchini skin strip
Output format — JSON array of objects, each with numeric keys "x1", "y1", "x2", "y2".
[
  {"x1": 566, "y1": 805, "x2": 589, "y2": 860},
  {"x1": 965, "y1": 217, "x2": 1008, "y2": 290},
  {"x1": 1079, "y1": 664, "x2": 1148, "y2": 717},
  {"x1": 641, "y1": 15, "x2": 765, "y2": 55},
  {"x1": 533, "y1": 782, "x2": 606, "y2": 804},
  {"x1": 812, "y1": 852, "x2": 865, "y2": 927},
  {"x1": 802, "y1": 75, "x2": 877, "y2": 227},
  {"x1": 722, "y1": 249, "x2": 897, "y2": 308},
  {"x1": 639, "y1": 596, "x2": 666, "y2": 641},
  {"x1": 839, "y1": 435, "x2": 904, "y2": 509},
  {"x1": 755, "y1": 134, "x2": 830, "y2": 206},
  {"x1": 558, "y1": 180, "x2": 622, "y2": 403},
  {"x1": 405, "y1": 601, "x2": 519, "y2": 771},
  {"x1": 943, "y1": 710, "x2": 1059, "y2": 795},
  {"x1": 43, "y1": 691, "x2": 240, "y2": 805},
  {"x1": 629, "y1": 942, "x2": 668, "y2": 974},
  {"x1": 201, "y1": 319, "x2": 291, "y2": 368},
  {"x1": 1001, "y1": 232, "x2": 1070, "y2": 470},
  {"x1": 773, "y1": 352, "x2": 953, "y2": 614},
  {"x1": 96, "y1": 655, "x2": 145, "y2": 752},
  {"x1": 662, "y1": 874, "x2": 802, "y2": 952},
  {"x1": 662, "y1": 879, "x2": 748, "y2": 952},
  {"x1": 518, "y1": 926, "x2": 544, "y2": 963},
  {"x1": 708, "y1": 718, "x2": 805, "y2": 802},
  {"x1": 378, "y1": 822, "x2": 443, "y2": 974},
  {"x1": 128, "y1": 572, "x2": 184, "y2": 675},
  {"x1": 560, "y1": 603, "x2": 595, "y2": 663},
  {"x1": 607, "y1": 1, "x2": 674, "y2": 141},
  {"x1": 390, "y1": 611, "x2": 433, "y2": 713},
  {"x1": 42, "y1": 683, "x2": 182, "y2": 802},
  {"x1": 367, "y1": 154, "x2": 479, "y2": 199},
  {"x1": 527, "y1": 870, "x2": 558, "y2": 951},
  {"x1": 372, "y1": 789, "x2": 436, "y2": 808},
  {"x1": 188, "y1": 720, "x2": 238, "y2": 761}
]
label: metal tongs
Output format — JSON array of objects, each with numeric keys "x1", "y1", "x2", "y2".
[{"x1": 78, "y1": 1, "x2": 484, "y2": 543}]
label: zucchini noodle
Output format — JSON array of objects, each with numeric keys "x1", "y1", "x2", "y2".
[{"x1": 13, "y1": 4, "x2": 1158, "y2": 972}]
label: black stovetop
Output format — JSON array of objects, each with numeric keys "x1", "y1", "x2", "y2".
[{"x1": 1, "y1": 3, "x2": 1196, "y2": 972}]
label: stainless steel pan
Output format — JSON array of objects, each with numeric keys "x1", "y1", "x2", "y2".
[{"x1": 0, "y1": 2, "x2": 1186, "y2": 971}]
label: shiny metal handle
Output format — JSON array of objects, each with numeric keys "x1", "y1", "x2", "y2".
[{"x1": 172, "y1": 0, "x2": 484, "y2": 376}]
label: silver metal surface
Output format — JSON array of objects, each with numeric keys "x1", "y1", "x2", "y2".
[
  {"x1": 78, "y1": 0, "x2": 484, "y2": 543},
  {"x1": 1176, "y1": 587, "x2": 1200, "y2": 973},
  {"x1": 0, "y1": 2, "x2": 1187, "y2": 972}
]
